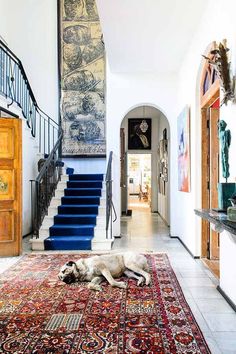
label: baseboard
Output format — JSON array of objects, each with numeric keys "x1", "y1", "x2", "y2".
[
  {"x1": 217, "y1": 285, "x2": 236, "y2": 313},
  {"x1": 156, "y1": 212, "x2": 170, "y2": 227},
  {"x1": 170, "y1": 235, "x2": 200, "y2": 259}
]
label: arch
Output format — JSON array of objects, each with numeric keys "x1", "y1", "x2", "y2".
[{"x1": 120, "y1": 103, "x2": 171, "y2": 228}]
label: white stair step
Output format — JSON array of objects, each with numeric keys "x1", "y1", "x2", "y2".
[
  {"x1": 57, "y1": 181, "x2": 67, "y2": 190},
  {"x1": 61, "y1": 175, "x2": 69, "y2": 182},
  {"x1": 50, "y1": 197, "x2": 61, "y2": 207},
  {"x1": 92, "y1": 238, "x2": 114, "y2": 251},
  {"x1": 48, "y1": 206, "x2": 58, "y2": 217},
  {"x1": 39, "y1": 228, "x2": 49, "y2": 238},
  {"x1": 30, "y1": 236, "x2": 47, "y2": 251},
  {"x1": 55, "y1": 189, "x2": 65, "y2": 198},
  {"x1": 41, "y1": 216, "x2": 54, "y2": 228}
]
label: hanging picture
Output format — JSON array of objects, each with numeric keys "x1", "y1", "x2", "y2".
[
  {"x1": 177, "y1": 106, "x2": 191, "y2": 192},
  {"x1": 58, "y1": 0, "x2": 106, "y2": 157},
  {"x1": 128, "y1": 118, "x2": 152, "y2": 150}
]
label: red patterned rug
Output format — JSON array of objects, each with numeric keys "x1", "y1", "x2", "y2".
[{"x1": 0, "y1": 253, "x2": 211, "y2": 353}]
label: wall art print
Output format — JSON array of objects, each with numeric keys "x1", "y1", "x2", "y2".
[
  {"x1": 58, "y1": 0, "x2": 106, "y2": 157},
  {"x1": 177, "y1": 106, "x2": 191, "y2": 192},
  {"x1": 128, "y1": 118, "x2": 152, "y2": 150}
]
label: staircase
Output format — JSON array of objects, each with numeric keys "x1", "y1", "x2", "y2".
[{"x1": 31, "y1": 172, "x2": 113, "y2": 251}]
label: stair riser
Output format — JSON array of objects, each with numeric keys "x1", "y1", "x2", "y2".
[
  {"x1": 61, "y1": 197, "x2": 100, "y2": 205},
  {"x1": 44, "y1": 239, "x2": 91, "y2": 251},
  {"x1": 67, "y1": 182, "x2": 104, "y2": 188},
  {"x1": 50, "y1": 227, "x2": 94, "y2": 237},
  {"x1": 69, "y1": 174, "x2": 104, "y2": 181},
  {"x1": 58, "y1": 206, "x2": 98, "y2": 215},
  {"x1": 64, "y1": 189, "x2": 102, "y2": 197},
  {"x1": 54, "y1": 216, "x2": 97, "y2": 225}
]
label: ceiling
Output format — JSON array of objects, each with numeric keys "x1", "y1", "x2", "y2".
[{"x1": 96, "y1": 0, "x2": 208, "y2": 73}]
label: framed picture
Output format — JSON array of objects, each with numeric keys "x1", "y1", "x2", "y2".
[
  {"x1": 177, "y1": 106, "x2": 191, "y2": 192},
  {"x1": 128, "y1": 118, "x2": 152, "y2": 150},
  {"x1": 58, "y1": 0, "x2": 106, "y2": 157}
]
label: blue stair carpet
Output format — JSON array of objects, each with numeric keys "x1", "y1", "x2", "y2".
[{"x1": 44, "y1": 173, "x2": 104, "y2": 251}]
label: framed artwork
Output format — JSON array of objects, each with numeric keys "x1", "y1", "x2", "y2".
[
  {"x1": 128, "y1": 118, "x2": 152, "y2": 150},
  {"x1": 177, "y1": 106, "x2": 191, "y2": 192},
  {"x1": 58, "y1": 0, "x2": 106, "y2": 157}
]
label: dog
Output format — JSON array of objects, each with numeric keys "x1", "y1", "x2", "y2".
[{"x1": 58, "y1": 252, "x2": 151, "y2": 291}]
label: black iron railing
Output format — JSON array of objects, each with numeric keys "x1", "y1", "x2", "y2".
[
  {"x1": 31, "y1": 129, "x2": 63, "y2": 237},
  {"x1": 106, "y1": 151, "x2": 117, "y2": 239},
  {"x1": 0, "y1": 39, "x2": 59, "y2": 154}
]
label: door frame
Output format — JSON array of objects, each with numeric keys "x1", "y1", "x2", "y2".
[{"x1": 200, "y1": 52, "x2": 220, "y2": 258}]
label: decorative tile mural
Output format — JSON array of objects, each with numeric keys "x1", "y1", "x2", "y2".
[
  {"x1": 177, "y1": 106, "x2": 191, "y2": 192},
  {"x1": 58, "y1": 0, "x2": 106, "y2": 157}
]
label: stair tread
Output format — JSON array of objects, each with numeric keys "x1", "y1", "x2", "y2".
[
  {"x1": 55, "y1": 214, "x2": 98, "y2": 217},
  {"x1": 68, "y1": 180, "x2": 103, "y2": 182},
  {"x1": 65, "y1": 188, "x2": 103, "y2": 190},
  {"x1": 51, "y1": 224, "x2": 95, "y2": 229},
  {"x1": 59, "y1": 204, "x2": 100, "y2": 207},
  {"x1": 63, "y1": 196, "x2": 100, "y2": 198}
]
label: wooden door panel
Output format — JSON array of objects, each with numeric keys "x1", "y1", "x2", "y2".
[
  {"x1": 210, "y1": 108, "x2": 219, "y2": 259},
  {"x1": 0, "y1": 118, "x2": 22, "y2": 256},
  {"x1": 0, "y1": 127, "x2": 14, "y2": 158},
  {"x1": 0, "y1": 210, "x2": 14, "y2": 241}
]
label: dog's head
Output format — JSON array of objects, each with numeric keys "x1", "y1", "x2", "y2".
[{"x1": 58, "y1": 261, "x2": 78, "y2": 284}]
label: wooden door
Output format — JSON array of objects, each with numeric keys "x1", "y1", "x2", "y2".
[
  {"x1": 0, "y1": 118, "x2": 22, "y2": 256},
  {"x1": 209, "y1": 108, "x2": 219, "y2": 259}
]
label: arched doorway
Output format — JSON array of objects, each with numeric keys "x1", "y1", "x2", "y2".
[
  {"x1": 200, "y1": 43, "x2": 220, "y2": 277},
  {"x1": 120, "y1": 105, "x2": 170, "y2": 225}
]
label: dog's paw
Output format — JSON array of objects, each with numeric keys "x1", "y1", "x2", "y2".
[
  {"x1": 88, "y1": 284, "x2": 102, "y2": 292},
  {"x1": 145, "y1": 275, "x2": 151, "y2": 286},
  {"x1": 118, "y1": 281, "x2": 127, "y2": 289},
  {"x1": 137, "y1": 277, "x2": 145, "y2": 286}
]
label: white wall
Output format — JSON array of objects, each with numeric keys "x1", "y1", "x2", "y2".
[
  {"x1": 157, "y1": 115, "x2": 170, "y2": 224},
  {"x1": 176, "y1": 0, "x2": 236, "y2": 255},
  {"x1": 0, "y1": 0, "x2": 59, "y2": 235},
  {"x1": 106, "y1": 68, "x2": 178, "y2": 236},
  {"x1": 64, "y1": 158, "x2": 106, "y2": 174}
]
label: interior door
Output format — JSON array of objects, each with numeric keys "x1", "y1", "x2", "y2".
[
  {"x1": 209, "y1": 108, "x2": 219, "y2": 259},
  {"x1": 0, "y1": 118, "x2": 22, "y2": 256}
]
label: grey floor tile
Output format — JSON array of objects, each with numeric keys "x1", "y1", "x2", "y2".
[
  {"x1": 213, "y1": 332, "x2": 236, "y2": 353},
  {"x1": 203, "y1": 313, "x2": 236, "y2": 332},
  {"x1": 195, "y1": 298, "x2": 235, "y2": 314}
]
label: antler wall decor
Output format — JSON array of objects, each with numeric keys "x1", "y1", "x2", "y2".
[{"x1": 202, "y1": 40, "x2": 235, "y2": 105}]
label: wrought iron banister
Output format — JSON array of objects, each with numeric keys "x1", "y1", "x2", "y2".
[
  {"x1": 32, "y1": 129, "x2": 63, "y2": 237},
  {"x1": 0, "y1": 38, "x2": 59, "y2": 154},
  {"x1": 106, "y1": 151, "x2": 117, "y2": 239}
]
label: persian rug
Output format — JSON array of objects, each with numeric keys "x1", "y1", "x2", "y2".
[{"x1": 0, "y1": 254, "x2": 211, "y2": 353}]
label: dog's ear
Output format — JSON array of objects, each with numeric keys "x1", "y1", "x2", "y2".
[{"x1": 66, "y1": 261, "x2": 76, "y2": 267}]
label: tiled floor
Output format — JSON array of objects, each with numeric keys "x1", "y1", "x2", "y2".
[{"x1": 0, "y1": 208, "x2": 236, "y2": 353}]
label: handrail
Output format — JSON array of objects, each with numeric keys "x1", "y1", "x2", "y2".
[
  {"x1": 32, "y1": 129, "x2": 63, "y2": 237},
  {"x1": 0, "y1": 39, "x2": 59, "y2": 154},
  {"x1": 105, "y1": 151, "x2": 117, "y2": 239}
]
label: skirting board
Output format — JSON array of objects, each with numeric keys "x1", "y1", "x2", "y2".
[
  {"x1": 217, "y1": 285, "x2": 236, "y2": 313},
  {"x1": 170, "y1": 235, "x2": 200, "y2": 259}
]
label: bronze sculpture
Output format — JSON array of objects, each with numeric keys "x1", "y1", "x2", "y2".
[{"x1": 218, "y1": 120, "x2": 231, "y2": 182}]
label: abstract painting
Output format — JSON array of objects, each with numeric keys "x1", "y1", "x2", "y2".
[
  {"x1": 128, "y1": 119, "x2": 152, "y2": 150},
  {"x1": 177, "y1": 106, "x2": 190, "y2": 192},
  {"x1": 58, "y1": 0, "x2": 106, "y2": 157}
]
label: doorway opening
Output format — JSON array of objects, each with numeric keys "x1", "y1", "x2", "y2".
[
  {"x1": 200, "y1": 44, "x2": 220, "y2": 277},
  {"x1": 120, "y1": 104, "x2": 170, "y2": 226},
  {"x1": 128, "y1": 154, "x2": 151, "y2": 211}
]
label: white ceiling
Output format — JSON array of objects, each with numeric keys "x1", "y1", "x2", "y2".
[{"x1": 96, "y1": 0, "x2": 208, "y2": 73}]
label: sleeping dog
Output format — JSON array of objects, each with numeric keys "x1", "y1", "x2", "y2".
[{"x1": 58, "y1": 252, "x2": 151, "y2": 291}]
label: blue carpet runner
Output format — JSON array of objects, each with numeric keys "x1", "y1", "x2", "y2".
[{"x1": 44, "y1": 174, "x2": 104, "y2": 250}]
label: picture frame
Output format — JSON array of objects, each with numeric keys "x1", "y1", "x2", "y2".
[
  {"x1": 128, "y1": 118, "x2": 152, "y2": 150},
  {"x1": 57, "y1": 0, "x2": 106, "y2": 158},
  {"x1": 177, "y1": 106, "x2": 191, "y2": 192}
]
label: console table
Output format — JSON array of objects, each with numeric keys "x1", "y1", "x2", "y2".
[{"x1": 195, "y1": 209, "x2": 236, "y2": 310}]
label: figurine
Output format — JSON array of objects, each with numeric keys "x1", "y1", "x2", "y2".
[{"x1": 218, "y1": 120, "x2": 231, "y2": 182}]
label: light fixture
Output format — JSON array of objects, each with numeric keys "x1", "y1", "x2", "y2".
[{"x1": 140, "y1": 106, "x2": 148, "y2": 133}]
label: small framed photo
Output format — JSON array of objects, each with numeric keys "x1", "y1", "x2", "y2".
[{"x1": 128, "y1": 118, "x2": 152, "y2": 150}]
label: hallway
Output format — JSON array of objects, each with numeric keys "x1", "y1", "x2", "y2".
[
  {"x1": 116, "y1": 209, "x2": 236, "y2": 354},
  {"x1": 0, "y1": 210, "x2": 236, "y2": 353}
]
